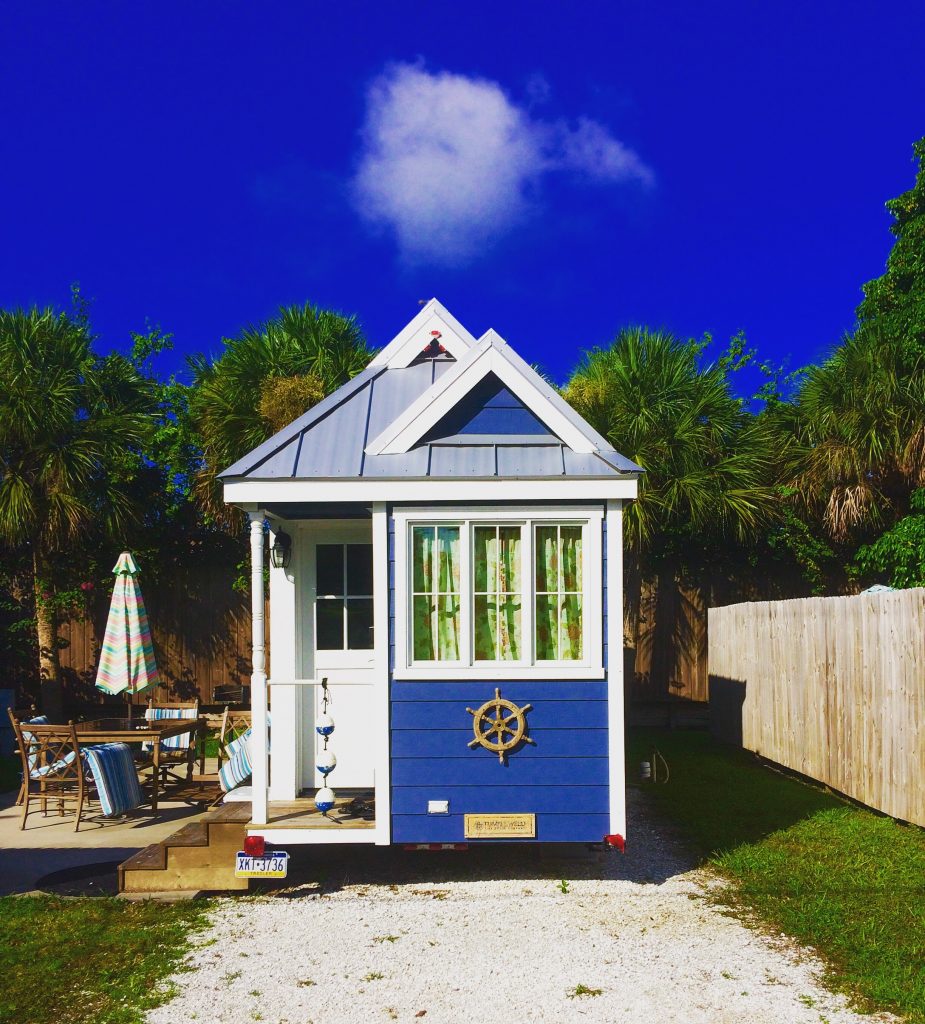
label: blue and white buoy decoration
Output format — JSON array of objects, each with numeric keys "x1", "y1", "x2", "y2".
[
  {"x1": 315, "y1": 786, "x2": 336, "y2": 812},
  {"x1": 314, "y1": 679, "x2": 336, "y2": 814}
]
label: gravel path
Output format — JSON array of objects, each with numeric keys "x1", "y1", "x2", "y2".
[{"x1": 148, "y1": 790, "x2": 894, "y2": 1024}]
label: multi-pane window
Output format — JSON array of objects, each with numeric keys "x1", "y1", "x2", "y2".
[
  {"x1": 473, "y1": 525, "x2": 522, "y2": 661},
  {"x1": 411, "y1": 526, "x2": 461, "y2": 661},
  {"x1": 534, "y1": 525, "x2": 583, "y2": 661},
  {"x1": 316, "y1": 544, "x2": 374, "y2": 650},
  {"x1": 406, "y1": 518, "x2": 588, "y2": 667}
]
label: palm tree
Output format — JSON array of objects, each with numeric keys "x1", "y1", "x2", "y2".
[
  {"x1": 564, "y1": 328, "x2": 783, "y2": 683},
  {"x1": 790, "y1": 328, "x2": 925, "y2": 542},
  {"x1": 0, "y1": 308, "x2": 155, "y2": 719},
  {"x1": 190, "y1": 303, "x2": 374, "y2": 512}
]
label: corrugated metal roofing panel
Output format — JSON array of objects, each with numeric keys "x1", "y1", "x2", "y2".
[
  {"x1": 562, "y1": 451, "x2": 624, "y2": 476},
  {"x1": 361, "y1": 449, "x2": 431, "y2": 477},
  {"x1": 428, "y1": 445, "x2": 497, "y2": 478},
  {"x1": 364, "y1": 363, "x2": 437, "y2": 443},
  {"x1": 496, "y1": 444, "x2": 565, "y2": 478},
  {"x1": 293, "y1": 385, "x2": 371, "y2": 477}
]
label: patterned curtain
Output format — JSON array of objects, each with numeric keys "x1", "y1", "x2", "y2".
[
  {"x1": 412, "y1": 526, "x2": 460, "y2": 660},
  {"x1": 535, "y1": 525, "x2": 583, "y2": 661},
  {"x1": 474, "y1": 526, "x2": 521, "y2": 661}
]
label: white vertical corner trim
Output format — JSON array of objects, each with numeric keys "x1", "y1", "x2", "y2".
[
  {"x1": 605, "y1": 499, "x2": 626, "y2": 840},
  {"x1": 248, "y1": 512, "x2": 269, "y2": 826},
  {"x1": 371, "y1": 502, "x2": 392, "y2": 845},
  {"x1": 268, "y1": 521, "x2": 299, "y2": 801},
  {"x1": 368, "y1": 299, "x2": 477, "y2": 368},
  {"x1": 367, "y1": 340, "x2": 596, "y2": 456}
]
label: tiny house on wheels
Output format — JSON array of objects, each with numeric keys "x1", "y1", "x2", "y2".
[{"x1": 221, "y1": 300, "x2": 640, "y2": 854}]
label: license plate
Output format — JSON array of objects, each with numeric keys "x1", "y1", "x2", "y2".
[{"x1": 235, "y1": 851, "x2": 289, "y2": 878}]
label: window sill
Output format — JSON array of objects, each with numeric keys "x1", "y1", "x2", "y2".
[{"x1": 393, "y1": 665, "x2": 605, "y2": 681}]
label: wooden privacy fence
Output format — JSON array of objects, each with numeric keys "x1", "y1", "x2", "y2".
[
  {"x1": 58, "y1": 562, "x2": 268, "y2": 707},
  {"x1": 709, "y1": 588, "x2": 925, "y2": 827}
]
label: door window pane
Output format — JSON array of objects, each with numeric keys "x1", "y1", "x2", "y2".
[
  {"x1": 535, "y1": 524, "x2": 583, "y2": 661},
  {"x1": 316, "y1": 545, "x2": 344, "y2": 596},
  {"x1": 346, "y1": 597, "x2": 374, "y2": 650},
  {"x1": 316, "y1": 598, "x2": 344, "y2": 650},
  {"x1": 347, "y1": 544, "x2": 373, "y2": 595}
]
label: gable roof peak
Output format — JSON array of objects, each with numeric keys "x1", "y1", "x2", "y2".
[{"x1": 369, "y1": 298, "x2": 477, "y2": 368}]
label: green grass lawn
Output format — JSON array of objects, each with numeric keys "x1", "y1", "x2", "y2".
[
  {"x1": 0, "y1": 896, "x2": 211, "y2": 1024},
  {"x1": 629, "y1": 728, "x2": 925, "y2": 1022}
]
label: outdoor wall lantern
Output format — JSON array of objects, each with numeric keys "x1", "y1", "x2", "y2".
[{"x1": 270, "y1": 529, "x2": 292, "y2": 569}]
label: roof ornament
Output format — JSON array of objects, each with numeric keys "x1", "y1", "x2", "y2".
[{"x1": 418, "y1": 330, "x2": 447, "y2": 359}]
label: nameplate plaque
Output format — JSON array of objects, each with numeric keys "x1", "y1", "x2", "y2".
[{"x1": 464, "y1": 813, "x2": 536, "y2": 839}]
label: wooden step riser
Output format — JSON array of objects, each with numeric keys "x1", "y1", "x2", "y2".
[{"x1": 120, "y1": 821, "x2": 249, "y2": 894}]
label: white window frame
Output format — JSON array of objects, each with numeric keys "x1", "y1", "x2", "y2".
[{"x1": 393, "y1": 505, "x2": 604, "y2": 680}]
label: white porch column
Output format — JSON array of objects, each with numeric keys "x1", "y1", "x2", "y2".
[
  {"x1": 372, "y1": 501, "x2": 391, "y2": 844},
  {"x1": 268, "y1": 520, "x2": 299, "y2": 801},
  {"x1": 605, "y1": 499, "x2": 626, "y2": 840},
  {"x1": 249, "y1": 511, "x2": 269, "y2": 824}
]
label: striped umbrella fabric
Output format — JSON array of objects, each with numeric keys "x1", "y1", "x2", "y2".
[{"x1": 95, "y1": 552, "x2": 160, "y2": 697}]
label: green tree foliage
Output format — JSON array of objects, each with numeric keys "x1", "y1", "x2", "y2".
[
  {"x1": 564, "y1": 328, "x2": 782, "y2": 574},
  {"x1": 190, "y1": 303, "x2": 373, "y2": 515},
  {"x1": 0, "y1": 307, "x2": 155, "y2": 718},
  {"x1": 857, "y1": 136, "x2": 925, "y2": 357},
  {"x1": 855, "y1": 489, "x2": 925, "y2": 589}
]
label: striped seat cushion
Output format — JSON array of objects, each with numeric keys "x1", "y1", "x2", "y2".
[
  {"x1": 29, "y1": 749, "x2": 77, "y2": 780},
  {"x1": 83, "y1": 743, "x2": 143, "y2": 816},
  {"x1": 143, "y1": 707, "x2": 197, "y2": 752},
  {"x1": 21, "y1": 716, "x2": 50, "y2": 776},
  {"x1": 219, "y1": 729, "x2": 253, "y2": 792}
]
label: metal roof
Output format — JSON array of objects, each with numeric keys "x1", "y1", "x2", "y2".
[{"x1": 220, "y1": 310, "x2": 642, "y2": 483}]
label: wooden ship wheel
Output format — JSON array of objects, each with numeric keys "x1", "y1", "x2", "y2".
[{"x1": 466, "y1": 688, "x2": 535, "y2": 764}]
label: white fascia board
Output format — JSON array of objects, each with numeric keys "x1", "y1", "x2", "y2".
[
  {"x1": 367, "y1": 340, "x2": 596, "y2": 456},
  {"x1": 224, "y1": 477, "x2": 638, "y2": 504},
  {"x1": 369, "y1": 299, "x2": 477, "y2": 368}
]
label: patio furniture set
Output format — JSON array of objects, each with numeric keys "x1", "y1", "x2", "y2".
[{"x1": 7, "y1": 702, "x2": 250, "y2": 831}]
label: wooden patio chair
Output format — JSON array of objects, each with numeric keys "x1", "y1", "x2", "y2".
[
  {"x1": 139, "y1": 699, "x2": 200, "y2": 790},
  {"x1": 191, "y1": 707, "x2": 252, "y2": 793},
  {"x1": 8, "y1": 714, "x2": 89, "y2": 831}
]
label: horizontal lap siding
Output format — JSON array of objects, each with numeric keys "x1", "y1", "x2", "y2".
[{"x1": 391, "y1": 679, "x2": 608, "y2": 843}]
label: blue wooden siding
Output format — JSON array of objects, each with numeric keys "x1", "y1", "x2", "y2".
[
  {"x1": 422, "y1": 373, "x2": 555, "y2": 439},
  {"x1": 391, "y1": 679, "x2": 609, "y2": 843}
]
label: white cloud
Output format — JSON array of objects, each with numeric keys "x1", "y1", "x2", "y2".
[{"x1": 351, "y1": 65, "x2": 652, "y2": 264}]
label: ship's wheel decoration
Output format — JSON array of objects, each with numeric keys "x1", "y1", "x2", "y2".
[
  {"x1": 466, "y1": 688, "x2": 535, "y2": 764},
  {"x1": 314, "y1": 677, "x2": 336, "y2": 814}
]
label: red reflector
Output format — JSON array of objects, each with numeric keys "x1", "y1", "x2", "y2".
[
  {"x1": 244, "y1": 835, "x2": 265, "y2": 856},
  {"x1": 603, "y1": 834, "x2": 625, "y2": 853}
]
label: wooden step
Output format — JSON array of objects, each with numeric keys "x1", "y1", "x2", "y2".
[
  {"x1": 121, "y1": 843, "x2": 167, "y2": 873},
  {"x1": 164, "y1": 822, "x2": 209, "y2": 848}
]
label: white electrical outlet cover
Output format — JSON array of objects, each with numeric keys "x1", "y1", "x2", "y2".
[{"x1": 427, "y1": 800, "x2": 449, "y2": 815}]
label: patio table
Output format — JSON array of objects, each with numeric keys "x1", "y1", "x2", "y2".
[{"x1": 76, "y1": 717, "x2": 206, "y2": 814}]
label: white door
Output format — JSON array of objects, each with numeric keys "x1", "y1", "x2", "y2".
[{"x1": 309, "y1": 525, "x2": 376, "y2": 790}]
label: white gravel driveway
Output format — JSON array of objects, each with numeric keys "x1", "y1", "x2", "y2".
[{"x1": 149, "y1": 790, "x2": 894, "y2": 1024}]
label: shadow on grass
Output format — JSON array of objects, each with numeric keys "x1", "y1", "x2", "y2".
[{"x1": 626, "y1": 727, "x2": 845, "y2": 859}]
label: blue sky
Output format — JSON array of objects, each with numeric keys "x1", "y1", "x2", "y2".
[{"x1": 2, "y1": 2, "x2": 923, "y2": 389}]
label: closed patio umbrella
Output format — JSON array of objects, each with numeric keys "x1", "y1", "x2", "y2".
[{"x1": 95, "y1": 552, "x2": 160, "y2": 711}]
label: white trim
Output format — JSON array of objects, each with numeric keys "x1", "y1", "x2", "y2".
[
  {"x1": 393, "y1": 506, "x2": 604, "y2": 679},
  {"x1": 371, "y1": 501, "x2": 391, "y2": 845},
  {"x1": 369, "y1": 299, "x2": 477, "y2": 368},
  {"x1": 225, "y1": 478, "x2": 638, "y2": 504},
  {"x1": 605, "y1": 499, "x2": 626, "y2": 840},
  {"x1": 246, "y1": 827, "x2": 380, "y2": 845},
  {"x1": 367, "y1": 342, "x2": 596, "y2": 456}
]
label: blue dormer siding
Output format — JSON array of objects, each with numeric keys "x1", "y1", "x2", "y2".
[{"x1": 421, "y1": 373, "x2": 556, "y2": 441}]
